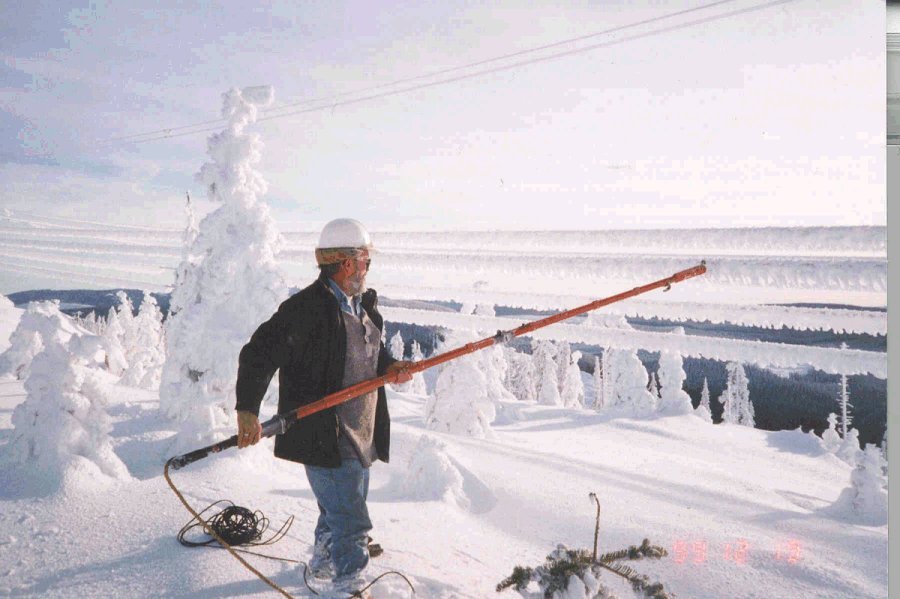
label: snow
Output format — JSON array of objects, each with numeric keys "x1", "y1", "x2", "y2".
[{"x1": 0, "y1": 358, "x2": 886, "y2": 597}]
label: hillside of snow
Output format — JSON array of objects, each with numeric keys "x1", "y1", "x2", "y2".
[{"x1": 0, "y1": 303, "x2": 887, "y2": 599}]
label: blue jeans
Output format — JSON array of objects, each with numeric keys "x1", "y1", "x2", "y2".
[{"x1": 304, "y1": 459, "x2": 372, "y2": 581}]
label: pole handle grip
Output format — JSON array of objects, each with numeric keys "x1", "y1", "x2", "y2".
[{"x1": 169, "y1": 435, "x2": 238, "y2": 470}]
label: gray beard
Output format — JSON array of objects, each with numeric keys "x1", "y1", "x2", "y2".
[{"x1": 346, "y1": 273, "x2": 367, "y2": 295}]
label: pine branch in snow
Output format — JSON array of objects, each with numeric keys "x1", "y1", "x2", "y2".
[{"x1": 497, "y1": 495, "x2": 671, "y2": 598}]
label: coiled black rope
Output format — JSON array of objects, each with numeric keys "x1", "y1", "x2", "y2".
[
  {"x1": 177, "y1": 499, "x2": 293, "y2": 548},
  {"x1": 165, "y1": 461, "x2": 416, "y2": 597}
]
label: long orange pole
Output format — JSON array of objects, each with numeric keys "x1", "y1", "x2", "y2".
[{"x1": 170, "y1": 261, "x2": 706, "y2": 469}]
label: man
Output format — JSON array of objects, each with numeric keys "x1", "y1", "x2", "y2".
[{"x1": 234, "y1": 218, "x2": 412, "y2": 595}]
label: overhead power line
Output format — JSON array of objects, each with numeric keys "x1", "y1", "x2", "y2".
[
  {"x1": 109, "y1": 0, "x2": 794, "y2": 147},
  {"x1": 107, "y1": 0, "x2": 740, "y2": 144}
]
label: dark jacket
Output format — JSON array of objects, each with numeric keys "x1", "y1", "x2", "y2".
[{"x1": 235, "y1": 272, "x2": 396, "y2": 467}]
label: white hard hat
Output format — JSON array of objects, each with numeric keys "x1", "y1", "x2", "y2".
[{"x1": 317, "y1": 218, "x2": 373, "y2": 250}]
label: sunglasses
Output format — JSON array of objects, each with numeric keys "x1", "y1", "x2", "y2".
[{"x1": 349, "y1": 257, "x2": 371, "y2": 270}]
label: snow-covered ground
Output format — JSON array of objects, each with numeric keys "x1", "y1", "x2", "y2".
[{"x1": 0, "y1": 307, "x2": 887, "y2": 599}]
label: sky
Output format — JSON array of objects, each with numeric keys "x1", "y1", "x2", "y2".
[{"x1": 0, "y1": 0, "x2": 886, "y2": 231}]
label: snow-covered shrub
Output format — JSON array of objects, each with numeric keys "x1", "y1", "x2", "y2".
[
  {"x1": 605, "y1": 348, "x2": 656, "y2": 417},
  {"x1": 101, "y1": 309, "x2": 129, "y2": 376},
  {"x1": 408, "y1": 340, "x2": 428, "y2": 396},
  {"x1": 837, "y1": 428, "x2": 862, "y2": 466},
  {"x1": 591, "y1": 355, "x2": 604, "y2": 410},
  {"x1": 533, "y1": 340, "x2": 561, "y2": 406},
  {"x1": 647, "y1": 371, "x2": 661, "y2": 400},
  {"x1": 694, "y1": 377, "x2": 712, "y2": 423},
  {"x1": 556, "y1": 341, "x2": 572, "y2": 394},
  {"x1": 121, "y1": 292, "x2": 166, "y2": 389},
  {"x1": 657, "y1": 346, "x2": 692, "y2": 415},
  {"x1": 8, "y1": 339, "x2": 131, "y2": 492},
  {"x1": 427, "y1": 330, "x2": 496, "y2": 438},
  {"x1": 820, "y1": 413, "x2": 842, "y2": 453},
  {"x1": 389, "y1": 331, "x2": 411, "y2": 392},
  {"x1": 504, "y1": 346, "x2": 537, "y2": 403},
  {"x1": 719, "y1": 362, "x2": 754, "y2": 427},
  {"x1": 390, "y1": 435, "x2": 468, "y2": 509},
  {"x1": 159, "y1": 86, "x2": 288, "y2": 449},
  {"x1": 560, "y1": 350, "x2": 585, "y2": 408},
  {"x1": 0, "y1": 301, "x2": 84, "y2": 380},
  {"x1": 830, "y1": 444, "x2": 887, "y2": 526}
]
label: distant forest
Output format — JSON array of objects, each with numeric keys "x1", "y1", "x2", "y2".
[{"x1": 9, "y1": 289, "x2": 886, "y2": 448}]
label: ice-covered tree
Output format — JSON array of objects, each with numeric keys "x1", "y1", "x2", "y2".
[
  {"x1": 536, "y1": 348, "x2": 562, "y2": 406},
  {"x1": 0, "y1": 301, "x2": 84, "y2": 380},
  {"x1": 695, "y1": 377, "x2": 712, "y2": 422},
  {"x1": 599, "y1": 347, "x2": 615, "y2": 412},
  {"x1": 159, "y1": 86, "x2": 288, "y2": 449},
  {"x1": 720, "y1": 362, "x2": 754, "y2": 427},
  {"x1": 533, "y1": 340, "x2": 561, "y2": 406},
  {"x1": 647, "y1": 371, "x2": 661, "y2": 399},
  {"x1": 9, "y1": 339, "x2": 131, "y2": 492},
  {"x1": 606, "y1": 348, "x2": 657, "y2": 416},
  {"x1": 114, "y1": 291, "x2": 139, "y2": 359},
  {"x1": 389, "y1": 330, "x2": 405, "y2": 360},
  {"x1": 504, "y1": 347, "x2": 537, "y2": 403},
  {"x1": 592, "y1": 355, "x2": 604, "y2": 410},
  {"x1": 820, "y1": 413, "x2": 842, "y2": 453},
  {"x1": 556, "y1": 340, "x2": 572, "y2": 394},
  {"x1": 560, "y1": 350, "x2": 585, "y2": 408},
  {"x1": 426, "y1": 330, "x2": 495, "y2": 438},
  {"x1": 831, "y1": 444, "x2": 888, "y2": 526},
  {"x1": 121, "y1": 292, "x2": 166, "y2": 389},
  {"x1": 837, "y1": 360, "x2": 852, "y2": 437},
  {"x1": 408, "y1": 340, "x2": 428, "y2": 396},
  {"x1": 388, "y1": 331, "x2": 410, "y2": 392},
  {"x1": 101, "y1": 309, "x2": 129, "y2": 376},
  {"x1": 837, "y1": 428, "x2": 862, "y2": 466},
  {"x1": 657, "y1": 349, "x2": 692, "y2": 415}
]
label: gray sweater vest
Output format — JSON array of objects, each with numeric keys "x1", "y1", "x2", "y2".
[{"x1": 336, "y1": 309, "x2": 381, "y2": 467}]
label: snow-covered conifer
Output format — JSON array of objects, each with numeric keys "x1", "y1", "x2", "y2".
[
  {"x1": 648, "y1": 371, "x2": 661, "y2": 398},
  {"x1": 536, "y1": 347, "x2": 562, "y2": 406},
  {"x1": 389, "y1": 330, "x2": 405, "y2": 361},
  {"x1": 720, "y1": 362, "x2": 754, "y2": 427},
  {"x1": 695, "y1": 377, "x2": 713, "y2": 422},
  {"x1": 657, "y1": 349, "x2": 692, "y2": 415},
  {"x1": 533, "y1": 340, "x2": 561, "y2": 406},
  {"x1": 556, "y1": 340, "x2": 572, "y2": 394},
  {"x1": 408, "y1": 340, "x2": 428, "y2": 395},
  {"x1": 101, "y1": 309, "x2": 129, "y2": 376},
  {"x1": 837, "y1": 360, "x2": 852, "y2": 437},
  {"x1": 388, "y1": 330, "x2": 410, "y2": 392},
  {"x1": 821, "y1": 413, "x2": 842, "y2": 453},
  {"x1": 114, "y1": 291, "x2": 138, "y2": 357},
  {"x1": 599, "y1": 347, "x2": 615, "y2": 412},
  {"x1": 121, "y1": 292, "x2": 166, "y2": 389},
  {"x1": 9, "y1": 339, "x2": 131, "y2": 491},
  {"x1": 837, "y1": 428, "x2": 862, "y2": 466},
  {"x1": 0, "y1": 301, "x2": 84, "y2": 380},
  {"x1": 591, "y1": 355, "x2": 605, "y2": 410},
  {"x1": 503, "y1": 347, "x2": 537, "y2": 403},
  {"x1": 831, "y1": 444, "x2": 888, "y2": 526},
  {"x1": 560, "y1": 350, "x2": 585, "y2": 408},
  {"x1": 606, "y1": 348, "x2": 657, "y2": 416},
  {"x1": 426, "y1": 330, "x2": 495, "y2": 438},
  {"x1": 159, "y1": 86, "x2": 288, "y2": 449}
]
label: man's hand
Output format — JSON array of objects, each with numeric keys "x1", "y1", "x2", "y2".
[
  {"x1": 385, "y1": 360, "x2": 414, "y2": 384},
  {"x1": 237, "y1": 410, "x2": 262, "y2": 448}
]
